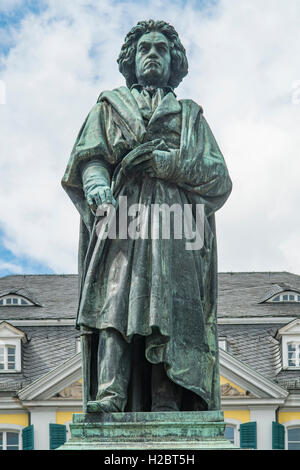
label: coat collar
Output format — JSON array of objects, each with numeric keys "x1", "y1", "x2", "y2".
[
  {"x1": 98, "y1": 86, "x2": 181, "y2": 144},
  {"x1": 130, "y1": 83, "x2": 176, "y2": 97},
  {"x1": 130, "y1": 83, "x2": 181, "y2": 126},
  {"x1": 147, "y1": 90, "x2": 181, "y2": 126}
]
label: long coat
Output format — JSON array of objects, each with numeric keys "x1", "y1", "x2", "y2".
[{"x1": 62, "y1": 86, "x2": 232, "y2": 410}]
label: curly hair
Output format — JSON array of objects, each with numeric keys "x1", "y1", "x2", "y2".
[{"x1": 117, "y1": 20, "x2": 188, "y2": 89}]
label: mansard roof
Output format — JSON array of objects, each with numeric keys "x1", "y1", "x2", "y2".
[
  {"x1": 0, "y1": 274, "x2": 78, "y2": 320},
  {"x1": 218, "y1": 271, "x2": 300, "y2": 318},
  {"x1": 1, "y1": 271, "x2": 299, "y2": 321},
  {"x1": 0, "y1": 271, "x2": 300, "y2": 394}
]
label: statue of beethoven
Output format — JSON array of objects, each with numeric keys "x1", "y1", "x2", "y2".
[{"x1": 62, "y1": 20, "x2": 232, "y2": 413}]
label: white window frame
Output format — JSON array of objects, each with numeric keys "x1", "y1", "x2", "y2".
[
  {"x1": 75, "y1": 337, "x2": 81, "y2": 354},
  {"x1": 0, "y1": 344, "x2": 16, "y2": 371},
  {"x1": 282, "y1": 335, "x2": 300, "y2": 370},
  {"x1": 224, "y1": 419, "x2": 240, "y2": 446},
  {"x1": 0, "y1": 295, "x2": 33, "y2": 306},
  {"x1": 0, "y1": 339, "x2": 21, "y2": 372},
  {"x1": 0, "y1": 425, "x2": 24, "y2": 450},
  {"x1": 65, "y1": 421, "x2": 72, "y2": 442},
  {"x1": 287, "y1": 342, "x2": 300, "y2": 368},
  {"x1": 218, "y1": 337, "x2": 227, "y2": 351},
  {"x1": 0, "y1": 323, "x2": 26, "y2": 373},
  {"x1": 283, "y1": 421, "x2": 300, "y2": 450}
]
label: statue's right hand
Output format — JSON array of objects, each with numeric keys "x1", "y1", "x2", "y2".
[{"x1": 85, "y1": 183, "x2": 117, "y2": 209}]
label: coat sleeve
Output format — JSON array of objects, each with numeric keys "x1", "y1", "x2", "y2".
[
  {"x1": 62, "y1": 101, "x2": 116, "y2": 191},
  {"x1": 170, "y1": 104, "x2": 232, "y2": 216},
  {"x1": 61, "y1": 101, "x2": 117, "y2": 232}
]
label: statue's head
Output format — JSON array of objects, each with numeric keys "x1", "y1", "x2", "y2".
[{"x1": 117, "y1": 20, "x2": 188, "y2": 89}]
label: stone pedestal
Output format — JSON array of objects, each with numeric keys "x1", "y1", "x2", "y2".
[{"x1": 59, "y1": 410, "x2": 237, "y2": 450}]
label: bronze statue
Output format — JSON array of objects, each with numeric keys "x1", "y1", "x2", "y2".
[{"x1": 62, "y1": 20, "x2": 232, "y2": 414}]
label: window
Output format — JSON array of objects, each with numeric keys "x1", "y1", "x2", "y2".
[
  {"x1": 277, "y1": 320, "x2": 300, "y2": 370},
  {"x1": 287, "y1": 427, "x2": 300, "y2": 450},
  {"x1": 0, "y1": 345, "x2": 16, "y2": 371},
  {"x1": 224, "y1": 425, "x2": 235, "y2": 444},
  {"x1": 0, "y1": 323, "x2": 26, "y2": 373},
  {"x1": 270, "y1": 292, "x2": 300, "y2": 303},
  {"x1": 0, "y1": 431, "x2": 20, "y2": 450},
  {"x1": 0, "y1": 295, "x2": 32, "y2": 306},
  {"x1": 287, "y1": 342, "x2": 300, "y2": 367},
  {"x1": 218, "y1": 338, "x2": 227, "y2": 351},
  {"x1": 75, "y1": 337, "x2": 81, "y2": 354}
]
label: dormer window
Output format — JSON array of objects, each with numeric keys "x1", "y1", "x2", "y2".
[
  {"x1": 276, "y1": 320, "x2": 300, "y2": 370},
  {"x1": 269, "y1": 292, "x2": 300, "y2": 303},
  {"x1": 0, "y1": 295, "x2": 33, "y2": 306},
  {"x1": 0, "y1": 322, "x2": 27, "y2": 373},
  {"x1": 259, "y1": 284, "x2": 300, "y2": 304}
]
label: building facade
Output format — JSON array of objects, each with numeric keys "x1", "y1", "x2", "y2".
[{"x1": 0, "y1": 272, "x2": 300, "y2": 450}]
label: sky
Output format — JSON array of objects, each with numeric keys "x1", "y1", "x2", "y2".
[{"x1": 0, "y1": 0, "x2": 299, "y2": 277}]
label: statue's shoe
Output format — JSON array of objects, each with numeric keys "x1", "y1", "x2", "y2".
[{"x1": 87, "y1": 400, "x2": 120, "y2": 413}]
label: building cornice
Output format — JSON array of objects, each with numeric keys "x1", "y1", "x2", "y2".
[
  {"x1": 21, "y1": 400, "x2": 82, "y2": 409},
  {"x1": 221, "y1": 397, "x2": 286, "y2": 408},
  {"x1": 4, "y1": 319, "x2": 76, "y2": 327},
  {"x1": 4, "y1": 317, "x2": 297, "y2": 327},
  {"x1": 218, "y1": 317, "x2": 296, "y2": 325},
  {"x1": 0, "y1": 397, "x2": 25, "y2": 410},
  {"x1": 280, "y1": 394, "x2": 300, "y2": 409}
]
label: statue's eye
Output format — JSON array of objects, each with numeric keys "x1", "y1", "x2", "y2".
[
  {"x1": 139, "y1": 44, "x2": 149, "y2": 53},
  {"x1": 158, "y1": 44, "x2": 168, "y2": 53}
]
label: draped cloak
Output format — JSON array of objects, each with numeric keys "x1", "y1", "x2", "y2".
[{"x1": 62, "y1": 86, "x2": 232, "y2": 410}]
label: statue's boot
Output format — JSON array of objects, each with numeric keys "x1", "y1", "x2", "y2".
[
  {"x1": 92, "y1": 328, "x2": 131, "y2": 413},
  {"x1": 151, "y1": 362, "x2": 183, "y2": 412}
]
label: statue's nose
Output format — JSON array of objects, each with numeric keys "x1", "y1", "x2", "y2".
[{"x1": 147, "y1": 46, "x2": 159, "y2": 58}]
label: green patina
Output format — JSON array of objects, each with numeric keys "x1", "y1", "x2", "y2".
[
  {"x1": 60, "y1": 411, "x2": 236, "y2": 450},
  {"x1": 60, "y1": 19, "x2": 232, "y2": 449}
]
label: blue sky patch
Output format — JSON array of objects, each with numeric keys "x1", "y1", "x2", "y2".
[
  {"x1": 0, "y1": 0, "x2": 48, "y2": 56},
  {"x1": 0, "y1": 230, "x2": 54, "y2": 277}
]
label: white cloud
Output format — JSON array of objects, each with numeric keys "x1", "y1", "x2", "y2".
[
  {"x1": 0, "y1": 262, "x2": 23, "y2": 274},
  {"x1": 0, "y1": 0, "x2": 299, "y2": 274}
]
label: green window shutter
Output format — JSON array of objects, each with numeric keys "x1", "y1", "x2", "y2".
[
  {"x1": 240, "y1": 421, "x2": 257, "y2": 449},
  {"x1": 272, "y1": 421, "x2": 285, "y2": 450},
  {"x1": 49, "y1": 423, "x2": 67, "y2": 450},
  {"x1": 22, "y1": 425, "x2": 34, "y2": 450}
]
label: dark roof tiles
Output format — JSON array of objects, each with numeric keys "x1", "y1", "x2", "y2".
[
  {"x1": 218, "y1": 272, "x2": 300, "y2": 317},
  {"x1": 0, "y1": 275, "x2": 78, "y2": 319},
  {"x1": 0, "y1": 272, "x2": 300, "y2": 392}
]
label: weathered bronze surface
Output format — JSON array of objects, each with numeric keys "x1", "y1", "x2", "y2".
[
  {"x1": 62, "y1": 20, "x2": 232, "y2": 415},
  {"x1": 61, "y1": 411, "x2": 236, "y2": 450}
]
